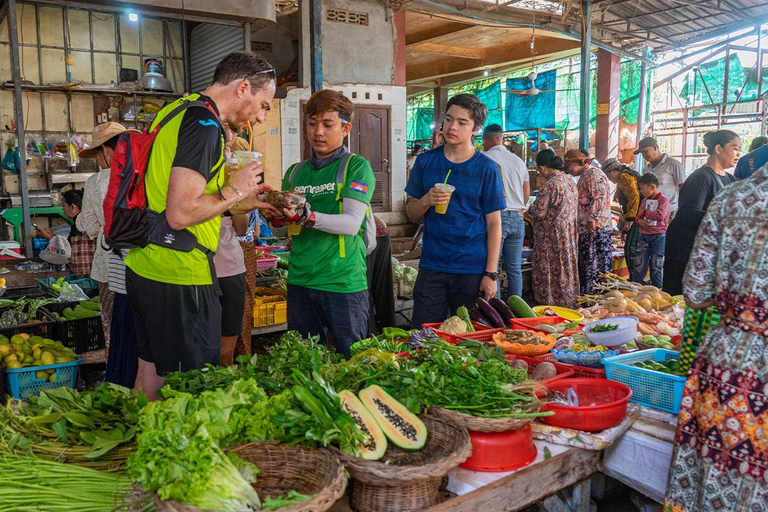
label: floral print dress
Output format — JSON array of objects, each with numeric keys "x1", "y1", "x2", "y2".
[
  {"x1": 665, "y1": 165, "x2": 768, "y2": 512},
  {"x1": 577, "y1": 166, "x2": 613, "y2": 295},
  {"x1": 528, "y1": 172, "x2": 579, "y2": 308}
]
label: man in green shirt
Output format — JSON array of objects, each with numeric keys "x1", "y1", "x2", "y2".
[
  {"x1": 125, "y1": 52, "x2": 278, "y2": 400},
  {"x1": 276, "y1": 89, "x2": 375, "y2": 358}
]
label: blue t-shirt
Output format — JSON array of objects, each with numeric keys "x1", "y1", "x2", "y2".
[
  {"x1": 405, "y1": 146, "x2": 506, "y2": 274},
  {"x1": 734, "y1": 145, "x2": 768, "y2": 180}
]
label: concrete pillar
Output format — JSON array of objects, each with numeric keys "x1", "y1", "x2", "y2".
[
  {"x1": 595, "y1": 49, "x2": 621, "y2": 163},
  {"x1": 433, "y1": 86, "x2": 448, "y2": 145},
  {"x1": 393, "y1": 10, "x2": 406, "y2": 87}
]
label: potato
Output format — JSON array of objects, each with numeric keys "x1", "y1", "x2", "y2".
[{"x1": 531, "y1": 362, "x2": 558, "y2": 381}]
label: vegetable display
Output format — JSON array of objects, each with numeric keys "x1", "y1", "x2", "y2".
[
  {"x1": 0, "y1": 384, "x2": 145, "y2": 470},
  {"x1": 590, "y1": 323, "x2": 619, "y2": 333},
  {"x1": 507, "y1": 295, "x2": 537, "y2": 318},
  {"x1": 0, "y1": 454, "x2": 147, "y2": 512},
  {"x1": 0, "y1": 333, "x2": 77, "y2": 371},
  {"x1": 438, "y1": 315, "x2": 468, "y2": 335},
  {"x1": 633, "y1": 359, "x2": 686, "y2": 376}
]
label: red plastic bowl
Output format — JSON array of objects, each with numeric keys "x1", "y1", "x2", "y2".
[
  {"x1": 460, "y1": 423, "x2": 537, "y2": 472},
  {"x1": 541, "y1": 378, "x2": 632, "y2": 432}
]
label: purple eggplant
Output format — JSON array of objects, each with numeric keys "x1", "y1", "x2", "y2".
[
  {"x1": 477, "y1": 297, "x2": 505, "y2": 328},
  {"x1": 489, "y1": 298, "x2": 515, "y2": 325},
  {"x1": 469, "y1": 307, "x2": 493, "y2": 327}
]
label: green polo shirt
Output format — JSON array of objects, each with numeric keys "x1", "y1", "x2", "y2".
[{"x1": 282, "y1": 154, "x2": 375, "y2": 293}]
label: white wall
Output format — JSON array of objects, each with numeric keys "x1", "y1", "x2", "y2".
[{"x1": 281, "y1": 84, "x2": 407, "y2": 212}]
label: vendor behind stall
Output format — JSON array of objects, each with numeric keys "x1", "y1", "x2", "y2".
[
  {"x1": 277, "y1": 90, "x2": 375, "y2": 359},
  {"x1": 36, "y1": 189, "x2": 94, "y2": 277}
]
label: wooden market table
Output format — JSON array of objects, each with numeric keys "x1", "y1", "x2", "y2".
[{"x1": 2, "y1": 266, "x2": 68, "y2": 290}]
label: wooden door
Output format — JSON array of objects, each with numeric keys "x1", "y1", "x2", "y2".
[{"x1": 350, "y1": 105, "x2": 391, "y2": 212}]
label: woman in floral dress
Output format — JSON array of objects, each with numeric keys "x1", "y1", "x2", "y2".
[
  {"x1": 528, "y1": 151, "x2": 579, "y2": 307},
  {"x1": 563, "y1": 149, "x2": 613, "y2": 295},
  {"x1": 665, "y1": 164, "x2": 768, "y2": 512}
]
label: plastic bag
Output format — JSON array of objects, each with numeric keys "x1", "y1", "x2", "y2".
[
  {"x1": 58, "y1": 282, "x2": 90, "y2": 302},
  {"x1": 1, "y1": 148, "x2": 20, "y2": 174}
]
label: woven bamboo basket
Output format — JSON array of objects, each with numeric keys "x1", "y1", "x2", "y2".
[
  {"x1": 429, "y1": 406, "x2": 534, "y2": 432},
  {"x1": 333, "y1": 416, "x2": 471, "y2": 512},
  {"x1": 154, "y1": 442, "x2": 347, "y2": 512}
]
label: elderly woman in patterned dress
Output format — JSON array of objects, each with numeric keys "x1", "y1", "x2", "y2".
[
  {"x1": 665, "y1": 164, "x2": 768, "y2": 512},
  {"x1": 563, "y1": 149, "x2": 613, "y2": 295},
  {"x1": 527, "y1": 150, "x2": 579, "y2": 308}
]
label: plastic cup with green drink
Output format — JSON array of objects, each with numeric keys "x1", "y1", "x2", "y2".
[{"x1": 433, "y1": 183, "x2": 455, "y2": 214}]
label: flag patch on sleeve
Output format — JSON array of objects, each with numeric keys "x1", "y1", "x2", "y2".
[{"x1": 350, "y1": 181, "x2": 369, "y2": 194}]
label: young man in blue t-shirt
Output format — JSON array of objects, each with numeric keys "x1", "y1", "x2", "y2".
[{"x1": 405, "y1": 94, "x2": 505, "y2": 328}]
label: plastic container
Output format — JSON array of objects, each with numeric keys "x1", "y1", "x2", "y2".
[
  {"x1": 551, "y1": 347, "x2": 621, "y2": 368},
  {"x1": 505, "y1": 355, "x2": 575, "y2": 386},
  {"x1": 512, "y1": 316, "x2": 583, "y2": 336},
  {"x1": 255, "y1": 256, "x2": 279, "y2": 272},
  {"x1": 603, "y1": 349, "x2": 686, "y2": 414},
  {"x1": 583, "y1": 316, "x2": 639, "y2": 347},
  {"x1": 253, "y1": 301, "x2": 287, "y2": 327},
  {"x1": 532, "y1": 305, "x2": 584, "y2": 322},
  {"x1": 42, "y1": 302, "x2": 105, "y2": 353},
  {"x1": 536, "y1": 353, "x2": 607, "y2": 379},
  {"x1": 36, "y1": 274, "x2": 99, "y2": 298},
  {"x1": 541, "y1": 378, "x2": 632, "y2": 432},
  {"x1": 0, "y1": 310, "x2": 56, "y2": 339},
  {"x1": 5, "y1": 359, "x2": 81, "y2": 400},
  {"x1": 459, "y1": 423, "x2": 537, "y2": 472},
  {"x1": 422, "y1": 322, "x2": 493, "y2": 345}
]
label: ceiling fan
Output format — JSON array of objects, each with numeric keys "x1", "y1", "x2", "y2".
[{"x1": 500, "y1": 70, "x2": 557, "y2": 97}]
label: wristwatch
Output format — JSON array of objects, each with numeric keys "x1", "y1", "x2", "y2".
[{"x1": 483, "y1": 271, "x2": 499, "y2": 280}]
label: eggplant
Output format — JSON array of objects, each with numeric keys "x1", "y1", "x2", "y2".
[
  {"x1": 489, "y1": 298, "x2": 515, "y2": 325},
  {"x1": 469, "y1": 307, "x2": 493, "y2": 327},
  {"x1": 477, "y1": 297, "x2": 505, "y2": 328}
]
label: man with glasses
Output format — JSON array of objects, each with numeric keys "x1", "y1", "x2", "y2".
[{"x1": 125, "y1": 52, "x2": 278, "y2": 400}]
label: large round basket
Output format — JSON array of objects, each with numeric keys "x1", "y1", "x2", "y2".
[
  {"x1": 154, "y1": 442, "x2": 347, "y2": 512},
  {"x1": 429, "y1": 405, "x2": 539, "y2": 433},
  {"x1": 332, "y1": 416, "x2": 471, "y2": 512}
]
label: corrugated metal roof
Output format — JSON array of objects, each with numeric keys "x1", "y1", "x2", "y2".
[{"x1": 595, "y1": 0, "x2": 768, "y2": 50}]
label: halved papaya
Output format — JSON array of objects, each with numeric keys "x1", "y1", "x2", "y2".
[
  {"x1": 359, "y1": 385, "x2": 427, "y2": 450},
  {"x1": 339, "y1": 390, "x2": 387, "y2": 460}
]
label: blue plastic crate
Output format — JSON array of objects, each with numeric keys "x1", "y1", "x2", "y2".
[
  {"x1": 603, "y1": 349, "x2": 687, "y2": 414},
  {"x1": 5, "y1": 359, "x2": 80, "y2": 400},
  {"x1": 36, "y1": 274, "x2": 99, "y2": 298}
]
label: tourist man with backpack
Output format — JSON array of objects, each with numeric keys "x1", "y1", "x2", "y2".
[
  {"x1": 275, "y1": 89, "x2": 376, "y2": 359},
  {"x1": 119, "y1": 53, "x2": 278, "y2": 400}
]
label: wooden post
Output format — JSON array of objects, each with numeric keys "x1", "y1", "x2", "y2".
[
  {"x1": 595, "y1": 49, "x2": 621, "y2": 163},
  {"x1": 579, "y1": 0, "x2": 592, "y2": 151}
]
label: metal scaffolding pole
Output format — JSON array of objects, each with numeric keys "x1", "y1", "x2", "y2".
[
  {"x1": 7, "y1": 0, "x2": 33, "y2": 257},
  {"x1": 579, "y1": 0, "x2": 592, "y2": 151},
  {"x1": 635, "y1": 46, "x2": 650, "y2": 172},
  {"x1": 309, "y1": 0, "x2": 323, "y2": 93}
]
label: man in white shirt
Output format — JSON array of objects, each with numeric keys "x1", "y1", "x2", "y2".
[
  {"x1": 482, "y1": 124, "x2": 530, "y2": 299},
  {"x1": 635, "y1": 137, "x2": 686, "y2": 212}
]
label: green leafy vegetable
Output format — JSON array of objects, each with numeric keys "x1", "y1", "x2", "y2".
[
  {"x1": 591, "y1": 323, "x2": 619, "y2": 332},
  {"x1": 262, "y1": 491, "x2": 315, "y2": 510}
]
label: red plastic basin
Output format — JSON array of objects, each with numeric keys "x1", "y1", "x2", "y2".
[
  {"x1": 459, "y1": 423, "x2": 537, "y2": 472},
  {"x1": 541, "y1": 378, "x2": 632, "y2": 432}
]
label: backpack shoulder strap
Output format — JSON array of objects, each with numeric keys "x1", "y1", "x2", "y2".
[
  {"x1": 335, "y1": 152, "x2": 354, "y2": 201},
  {"x1": 288, "y1": 159, "x2": 311, "y2": 188}
]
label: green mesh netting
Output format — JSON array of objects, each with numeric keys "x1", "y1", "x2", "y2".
[
  {"x1": 407, "y1": 58, "x2": 646, "y2": 142},
  {"x1": 680, "y1": 54, "x2": 768, "y2": 109}
]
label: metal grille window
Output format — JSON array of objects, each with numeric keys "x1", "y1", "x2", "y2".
[{"x1": 0, "y1": 2, "x2": 185, "y2": 92}]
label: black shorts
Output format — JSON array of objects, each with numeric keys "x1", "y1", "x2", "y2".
[
  {"x1": 218, "y1": 273, "x2": 246, "y2": 337},
  {"x1": 126, "y1": 267, "x2": 221, "y2": 376}
]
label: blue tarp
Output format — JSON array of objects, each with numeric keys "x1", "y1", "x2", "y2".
[{"x1": 504, "y1": 70, "x2": 556, "y2": 131}]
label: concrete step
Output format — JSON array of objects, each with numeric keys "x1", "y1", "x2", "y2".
[
  {"x1": 388, "y1": 224, "x2": 416, "y2": 239},
  {"x1": 379, "y1": 210, "x2": 409, "y2": 226},
  {"x1": 391, "y1": 236, "x2": 415, "y2": 255}
]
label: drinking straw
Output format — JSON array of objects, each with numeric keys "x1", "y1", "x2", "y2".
[
  {"x1": 247, "y1": 122, "x2": 254, "y2": 151},
  {"x1": 444, "y1": 169, "x2": 452, "y2": 184}
]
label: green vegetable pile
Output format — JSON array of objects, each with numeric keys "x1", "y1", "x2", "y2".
[
  {"x1": 0, "y1": 383, "x2": 145, "y2": 471},
  {"x1": 0, "y1": 453, "x2": 150, "y2": 512},
  {"x1": 132, "y1": 370, "x2": 363, "y2": 510},
  {"x1": 590, "y1": 323, "x2": 620, "y2": 333},
  {"x1": 633, "y1": 359, "x2": 686, "y2": 376},
  {"x1": 0, "y1": 296, "x2": 59, "y2": 328}
]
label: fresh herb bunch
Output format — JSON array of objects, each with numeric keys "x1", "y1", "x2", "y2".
[
  {"x1": 0, "y1": 383, "x2": 145, "y2": 470},
  {"x1": 350, "y1": 336, "x2": 408, "y2": 356}
]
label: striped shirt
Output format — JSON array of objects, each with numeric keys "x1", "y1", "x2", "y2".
[{"x1": 108, "y1": 251, "x2": 127, "y2": 295}]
